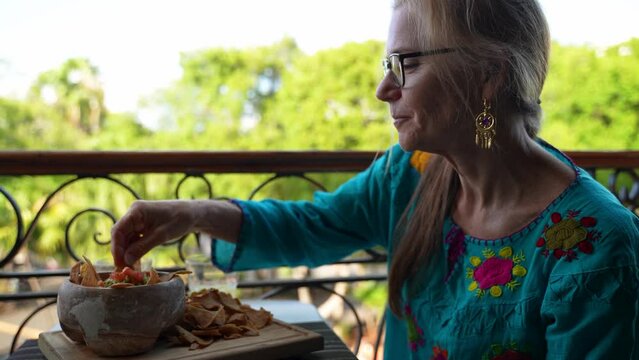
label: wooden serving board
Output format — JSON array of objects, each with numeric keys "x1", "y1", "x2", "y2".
[{"x1": 38, "y1": 319, "x2": 324, "y2": 360}]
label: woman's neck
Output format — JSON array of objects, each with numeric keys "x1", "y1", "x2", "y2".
[{"x1": 446, "y1": 137, "x2": 576, "y2": 239}]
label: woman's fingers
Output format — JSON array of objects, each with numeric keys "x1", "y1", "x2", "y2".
[
  {"x1": 111, "y1": 226, "x2": 129, "y2": 268},
  {"x1": 111, "y1": 200, "x2": 199, "y2": 267},
  {"x1": 123, "y1": 228, "x2": 167, "y2": 267},
  {"x1": 111, "y1": 203, "x2": 148, "y2": 267}
]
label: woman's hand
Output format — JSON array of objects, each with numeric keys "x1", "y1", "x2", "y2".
[{"x1": 110, "y1": 200, "x2": 242, "y2": 267}]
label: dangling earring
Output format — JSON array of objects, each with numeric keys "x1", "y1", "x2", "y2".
[{"x1": 475, "y1": 98, "x2": 496, "y2": 149}]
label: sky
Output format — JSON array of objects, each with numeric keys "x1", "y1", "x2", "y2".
[{"x1": 1, "y1": 0, "x2": 638, "y2": 115}]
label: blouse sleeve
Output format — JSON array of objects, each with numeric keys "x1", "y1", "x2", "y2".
[
  {"x1": 212, "y1": 148, "x2": 399, "y2": 272},
  {"x1": 540, "y1": 215, "x2": 639, "y2": 359}
]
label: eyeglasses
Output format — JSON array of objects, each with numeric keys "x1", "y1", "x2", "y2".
[{"x1": 382, "y1": 48, "x2": 455, "y2": 87}]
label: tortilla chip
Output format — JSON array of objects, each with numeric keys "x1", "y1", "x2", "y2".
[
  {"x1": 240, "y1": 325, "x2": 259, "y2": 336},
  {"x1": 191, "y1": 328, "x2": 222, "y2": 337},
  {"x1": 185, "y1": 305, "x2": 218, "y2": 329},
  {"x1": 80, "y1": 256, "x2": 100, "y2": 287},
  {"x1": 213, "y1": 306, "x2": 227, "y2": 326},
  {"x1": 146, "y1": 268, "x2": 161, "y2": 285},
  {"x1": 70, "y1": 261, "x2": 82, "y2": 284},
  {"x1": 175, "y1": 325, "x2": 214, "y2": 348},
  {"x1": 160, "y1": 270, "x2": 192, "y2": 283},
  {"x1": 217, "y1": 291, "x2": 241, "y2": 312},
  {"x1": 190, "y1": 289, "x2": 222, "y2": 310},
  {"x1": 227, "y1": 313, "x2": 248, "y2": 326},
  {"x1": 244, "y1": 307, "x2": 273, "y2": 329},
  {"x1": 219, "y1": 323, "x2": 243, "y2": 338},
  {"x1": 223, "y1": 333, "x2": 243, "y2": 340}
]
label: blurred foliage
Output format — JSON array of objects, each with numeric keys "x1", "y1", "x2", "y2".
[
  {"x1": 0, "y1": 38, "x2": 638, "y2": 314},
  {"x1": 541, "y1": 39, "x2": 639, "y2": 148},
  {"x1": 353, "y1": 281, "x2": 389, "y2": 309},
  {"x1": 28, "y1": 58, "x2": 106, "y2": 135}
]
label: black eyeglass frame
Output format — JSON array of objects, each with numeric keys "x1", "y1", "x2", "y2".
[{"x1": 382, "y1": 48, "x2": 456, "y2": 87}]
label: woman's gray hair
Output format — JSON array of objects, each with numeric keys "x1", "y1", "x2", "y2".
[{"x1": 393, "y1": 0, "x2": 550, "y2": 138}]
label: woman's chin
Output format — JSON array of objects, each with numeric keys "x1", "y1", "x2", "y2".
[
  {"x1": 398, "y1": 135, "x2": 424, "y2": 152},
  {"x1": 397, "y1": 138, "x2": 415, "y2": 152},
  {"x1": 398, "y1": 138, "x2": 443, "y2": 154}
]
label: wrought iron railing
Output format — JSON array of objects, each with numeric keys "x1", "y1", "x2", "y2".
[{"x1": 0, "y1": 149, "x2": 638, "y2": 357}]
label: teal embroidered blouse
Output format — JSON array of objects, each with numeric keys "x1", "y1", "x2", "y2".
[{"x1": 212, "y1": 140, "x2": 639, "y2": 359}]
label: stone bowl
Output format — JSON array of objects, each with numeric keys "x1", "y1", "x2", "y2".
[{"x1": 57, "y1": 272, "x2": 185, "y2": 357}]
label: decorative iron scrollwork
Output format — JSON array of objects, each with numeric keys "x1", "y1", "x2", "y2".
[
  {"x1": 0, "y1": 185, "x2": 25, "y2": 268},
  {"x1": 64, "y1": 208, "x2": 118, "y2": 262}
]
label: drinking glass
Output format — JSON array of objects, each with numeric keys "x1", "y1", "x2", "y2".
[{"x1": 185, "y1": 254, "x2": 237, "y2": 295}]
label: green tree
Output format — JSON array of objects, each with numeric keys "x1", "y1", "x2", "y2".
[
  {"x1": 147, "y1": 37, "x2": 300, "y2": 147},
  {"x1": 254, "y1": 40, "x2": 389, "y2": 151},
  {"x1": 541, "y1": 39, "x2": 639, "y2": 150},
  {"x1": 0, "y1": 97, "x2": 83, "y2": 150},
  {"x1": 0, "y1": 98, "x2": 36, "y2": 148},
  {"x1": 28, "y1": 58, "x2": 106, "y2": 135}
]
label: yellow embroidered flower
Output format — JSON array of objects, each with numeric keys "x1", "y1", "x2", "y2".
[
  {"x1": 466, "y1": 246, "x2": 527, "y2": 298},
  {"x1": 537, "y1": 211, "x2": 599, "y2": 260},
  {"x1": 544, "y1": 218, "x2": 587, "y2": 250},
  {"x1": 512, "y1": 265, "x2": 527, "y2": 277},
  {"x1": 410, "y1": 151, "x2": 430, "y2": 173},
  {"x1": 469, "y1": 256, "x2": 482, "y2": 267},
  {"x1": 498, "y1": 247, "x2": 513, "y2": 258}
]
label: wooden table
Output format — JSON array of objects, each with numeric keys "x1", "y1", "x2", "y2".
[
  {"x1": 8, "y1": 321, "x2": 355, "y2": 360},
  {"x1": 7, "y1": 300, "x2": 357, "y2": 360}
]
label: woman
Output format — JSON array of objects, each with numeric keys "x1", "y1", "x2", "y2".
[{"x1": 111, "y1": 0, "x2": 639, "y2": 358}]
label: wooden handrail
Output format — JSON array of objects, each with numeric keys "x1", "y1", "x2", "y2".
[
  {"x1": 0, "y1": 151, "x2": 383, "y2": 175},
  {"x1": 0, "y1": 150, "x2": 638, "y2": 175}
]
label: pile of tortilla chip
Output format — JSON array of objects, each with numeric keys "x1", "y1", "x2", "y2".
[
  {"x1": 167, "y1": 288, "x2": 273, "y2": 350},
  {"x1": 68, "y1": 256, "x2": 186, "y2": 288}
]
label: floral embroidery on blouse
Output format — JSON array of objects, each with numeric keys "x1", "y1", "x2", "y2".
[
  {"x1": 444, "y1": 224, "x2": 466, "y2": 283},
  {"x1": 431, "y1": 345, "x2": 448, "y2": 360},
  {"x1": 481, "y1": 341, "x2": 532, "y2": 360},
  {"x1": 404, "y1": 304, "x2": 425, "y2": 352},
  {"x1": 536, "y1": 210, "x2": 600, "y2": 261},
  {"x1": 466, "y1": 247, "x2": 527, "y2": 298},
  {"x1": 410, "y1": 150, "x2": 430, "y2": 173}
]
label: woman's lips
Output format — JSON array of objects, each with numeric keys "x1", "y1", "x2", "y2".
[{"x1": 393, "y1": 117, "x2": 410, "y2": 127}]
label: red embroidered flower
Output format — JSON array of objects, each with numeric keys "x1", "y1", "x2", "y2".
[
  {"x1": 467, "y1": 247, "x2": 527, "y2": 298},
  {"x1": 578, "y1": 240, "x2": 593, "y2": 253},
  {"x1": 474, "y1": 257, "x2": 514, "y2": 289},
  {"x1": 536, "y1": 211, "x2": 598, "y2": 260},
  {"x1": 430, "y1": 346, "x2": 448, "y2": 360},
  {"x1": 431, "y1": 345, "x2": 448, "y2": 360}
]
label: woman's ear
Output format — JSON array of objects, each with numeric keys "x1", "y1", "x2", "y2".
[{"x1": 481, "y1": 61, "x2": 508, "y2": 100}]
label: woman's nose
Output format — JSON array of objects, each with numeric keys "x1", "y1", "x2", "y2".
[{"x1": 376, "y1": 73, "x2": 401, "y2": 103}]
